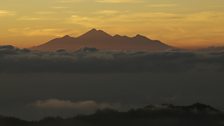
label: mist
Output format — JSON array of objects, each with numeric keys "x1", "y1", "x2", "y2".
[{"x1": 0, "y1": 45, "x2": 224, "y2": 120}]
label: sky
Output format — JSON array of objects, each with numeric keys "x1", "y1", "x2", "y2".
[{"x1": 0, "y1": 0, "x2": 224, "y2": 48}]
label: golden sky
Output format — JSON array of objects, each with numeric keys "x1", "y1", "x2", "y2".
[{"x1": 0, "y1": 0, "x2": 224, "y2": 48}]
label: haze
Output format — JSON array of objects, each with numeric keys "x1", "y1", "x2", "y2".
[{"x1": 1, "y1": 45, "x2": 224, "y2": 120}]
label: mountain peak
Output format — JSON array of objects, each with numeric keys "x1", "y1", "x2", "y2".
[
  {"x1": 135, "y1": 34, "x2": 147, "y2": 38},
  {"x1": 114, "y1": 34, "x2": 121, "y2": 37},
  {"x1": 86, "y1": 28, "x2": 104, "y2": 34},
  {"x1": 79, "y1": 28, "x2": 112, "y2": 38},
  {"x1": 89, "y1": 28, "x2": 97, "y2": 32},
  {"x1": 62, "y1": 35, "x2": 72, "y2": 38},
  {"x1": 133, "y1": 34, "x2": 151, "y2": 41}
]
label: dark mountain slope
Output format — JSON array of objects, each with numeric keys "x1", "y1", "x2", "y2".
[
  {"x1": 32, "y1": 29, "x2": 173, "y2": 51},
  {"x1": 0, "y1": 103, "x2": 223, "y2": 126}
]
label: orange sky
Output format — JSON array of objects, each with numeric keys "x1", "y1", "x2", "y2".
[{"x1": 0, "y1": 0, "x2": 224, "y2": 49}]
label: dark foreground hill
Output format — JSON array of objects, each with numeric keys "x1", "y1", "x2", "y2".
[
  {"x1": 32, "y1": 29, "x2": 173, "y2": 51},
  {"x1": 1, "y1": 103, "x2": 224, "y2": 126}
]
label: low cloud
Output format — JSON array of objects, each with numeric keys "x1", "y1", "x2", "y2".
[
  {"x1": 33, "y1": 99, "x2": 117, "y2": 110},
  {"x1": 0, "y1": 45, "x2": 224, "y2": 73}
]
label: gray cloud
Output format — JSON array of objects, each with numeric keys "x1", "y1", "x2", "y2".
[
  {"x1": 1, "y1": 45, "x2": 224, "y2": 120},
  {"x1": 0, "y1": 45, "x2": 224, "y2": 73}
]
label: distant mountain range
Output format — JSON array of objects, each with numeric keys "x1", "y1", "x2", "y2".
[
  {"x1": 32, "y1": 29, "x2": 173, "y2": 51},
  {"x1": 0, "y1": 103, "x2": 222, "y2": 126}
]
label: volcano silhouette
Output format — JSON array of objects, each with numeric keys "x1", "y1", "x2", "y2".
[{"x1": 32, "y1": 29, "x2": 173, "y2": 51}]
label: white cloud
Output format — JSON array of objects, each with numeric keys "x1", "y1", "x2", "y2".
[
  {"x1": 0, "y1": 10, "x2": 15, "y2": 17},
  {"x1": 147, "y1": 3, "x2": 177, "y2": 8},
  {"x1": 67, "y1": 12, "x2": 179, "y2": 27},
  {"x1": 68, "y1": 15, "x2": 101, "y2": 27},
  {"x1": 96, "y1": 10, "x2": 120, "y2": 15},
  {"x1": 8, "y1": 27, "x2": 77, "y2": 37},
  {"x1": 18, "y1": 16, "x2": 45, "y2": 21},
  {"x1": 17, "y1": 16, "x2": 60, "y2": 21}
]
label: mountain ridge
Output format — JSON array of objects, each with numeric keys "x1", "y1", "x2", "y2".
[
  {"x1": 32, "y1": 29, "x2": 173, "y2": 51},
  {"x1": 0, "y1": 103, "x2": 222, "y2": 126}
]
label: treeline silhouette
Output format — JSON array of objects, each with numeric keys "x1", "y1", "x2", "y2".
[{"x1": 1, "y1": 103, "x2": 224, "y2": 126}]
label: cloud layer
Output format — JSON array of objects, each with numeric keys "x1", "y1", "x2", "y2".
[
  {"x1": 0, "y1": 45, "x2": 224, "y2": 73},
  {"x1": 33, "y1": 99, "x2": 116, "y2": 110},
  {"x1": 1, "y1": 45, "x2": 224, "y2": 120}
]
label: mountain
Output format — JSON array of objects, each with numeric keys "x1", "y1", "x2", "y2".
[
  {"x1": 0, "y1": 103, "x2": 222, "y2": 126},
  {"x1": 32, "y1": 29, "x2": 173, "y2": 51}
]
